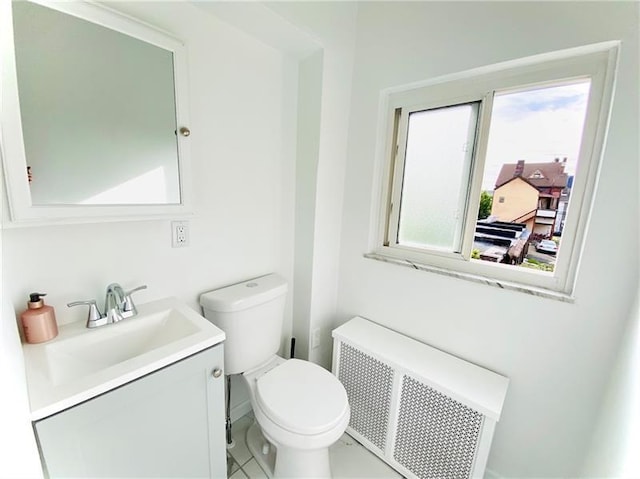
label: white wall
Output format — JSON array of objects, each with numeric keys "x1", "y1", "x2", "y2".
[
  {"x1": 265, "y1": 1, "x2": 358, "y2": 367},
  {"x1": 582, "y1": 287, "x2": 640, "y2": 476},
  {"x1": 1, "y1": 4, "x2": 44, "y2": 475},
  {"x1": 2, "y1": 0, "x2": 295, "y2": 322},
  {"x1": 292, "y1": 50, "x2": 324, "y2": 360},
  {"x1": 0, "y1": 159, "x2": 42, "y2": 477},
  {"x1": 1, "y1": 1, "x2": 296, "y2": 474},
  {"x1": 0, "y1": 301, "x2": 42, "y2": 478},
  {"x1": 337, "y1": 2, "x2": 638, "y2": 477}
]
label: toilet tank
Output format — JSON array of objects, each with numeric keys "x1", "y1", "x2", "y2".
[{"x1": 199, "y1": 274, "x2": 288, "y2": 374}]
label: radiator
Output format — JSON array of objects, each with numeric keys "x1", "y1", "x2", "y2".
[{"x1": 332, "y1": 317, "x2": 509, "y2": 479}]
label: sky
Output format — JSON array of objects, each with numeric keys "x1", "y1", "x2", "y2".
[{"x1": 481, "y1": 80, "x2": 591, "y2": 191}]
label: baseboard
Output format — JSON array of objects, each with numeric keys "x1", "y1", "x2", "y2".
[{"x1": 230, "y1": 399, "x2": 252, "y2": 423}]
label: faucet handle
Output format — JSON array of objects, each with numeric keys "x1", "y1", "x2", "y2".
[
  {"x1": 68, "y1": 299, "x2": 107, "y2": 329},
  {"x1": 121, "y1": 285, "x2": 147, "y2": 317}
]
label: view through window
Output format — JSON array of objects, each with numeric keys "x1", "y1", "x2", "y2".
[{"x1": 473, "y1": 81, "x2": 591, "y2": 273}]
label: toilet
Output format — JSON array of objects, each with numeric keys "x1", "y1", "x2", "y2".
[{"x1": 199, "y1": 273, "x2": 350, "y2": 478}]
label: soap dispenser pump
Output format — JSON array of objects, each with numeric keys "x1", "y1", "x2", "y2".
[{"x1": 21, "y1": 292, "x2": 58, "y2": 344}]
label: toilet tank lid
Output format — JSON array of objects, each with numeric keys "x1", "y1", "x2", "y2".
[{"x1": 200, "y1": 274, "x2": 288, "y2": 313}]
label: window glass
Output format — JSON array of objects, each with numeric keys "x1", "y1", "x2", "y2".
[
  {"x1": 398, "y1": 103, "x2": 479, "y2": 251},
  {"x1": 474, "y1": 81, "x2": 591, "y2": 271}
]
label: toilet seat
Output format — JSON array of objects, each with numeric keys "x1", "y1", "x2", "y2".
[{"x1": 256, "y1": 359, "x2": 349, "y2": 436}]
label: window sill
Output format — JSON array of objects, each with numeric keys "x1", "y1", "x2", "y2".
[{"x1": 364, "y1": 252, "x2": 575, "y2": 303}]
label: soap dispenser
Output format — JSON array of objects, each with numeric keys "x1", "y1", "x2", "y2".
[{"x1": 21, "y1": 292, "x2": 58, "y2": 344}]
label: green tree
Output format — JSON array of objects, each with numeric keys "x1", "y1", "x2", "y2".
[{"x1": 478, "y1": 191, "x2": 493, "y2": 220}]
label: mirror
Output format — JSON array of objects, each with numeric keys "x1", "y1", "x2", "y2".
[{"x1": 1, "y1": 0, "x2": 192, "y2": 223}]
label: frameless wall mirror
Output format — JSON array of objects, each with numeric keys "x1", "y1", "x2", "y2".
[{"x1": 1, "y1": 0, "x2": 192, "y2": 224}]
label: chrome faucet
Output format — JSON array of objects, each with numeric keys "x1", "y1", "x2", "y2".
[
  {"x1": 68, "y1": 283, "x2": 147, "y2": 328},
  {"x1": 104, "y1": 283, "x2": 125, "y2": 324}
]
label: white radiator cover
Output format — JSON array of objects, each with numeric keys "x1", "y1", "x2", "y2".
[{"x1": 332, "y1": 317, "x2": 509, "y2": 479}]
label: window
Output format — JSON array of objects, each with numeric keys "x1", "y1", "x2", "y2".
[
  {"x1": 395, "y1": 102, "x2": 479, "y2": 252},
  {"x1": 374, "y1": 43, "x2": 618, "y2": 298}
]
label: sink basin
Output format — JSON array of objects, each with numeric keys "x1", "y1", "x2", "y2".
[
  {"x1": 44, "y1": 308, "x2": 200, "y2": 386},
  {"x1": 23, "y1": 297, "x2": 225, "y2": 420}
]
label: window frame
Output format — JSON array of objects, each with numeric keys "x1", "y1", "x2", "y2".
[{"x1": 372, "y1": 43, "x2": 619, "y2": 298}]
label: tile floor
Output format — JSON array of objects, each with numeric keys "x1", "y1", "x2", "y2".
[{"x1": 226, "y1": 413, "x2": 403, "y2": 479}]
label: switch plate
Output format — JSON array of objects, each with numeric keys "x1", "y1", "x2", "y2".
[
  {"x1": 171, "y1": 221, "x2": 189, "y2": 248},
  {"x1": 311, "y1": 328, "x2": 321, "y2": 349}
]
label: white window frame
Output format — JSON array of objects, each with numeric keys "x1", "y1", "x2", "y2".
[{"x1": 371, "y1": 42, "x2": 619, "y2": 299}]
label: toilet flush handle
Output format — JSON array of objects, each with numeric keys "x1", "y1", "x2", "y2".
[{"x1": 212, "y1": 368, "x2": 223, "y2": 379}]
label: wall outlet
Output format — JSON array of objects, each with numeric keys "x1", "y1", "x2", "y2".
[
  {"x1": 171, "y1": 221, "x2": 189, "y2": 248},
  {"x1": 311, "y1": 328, "x2": 321, "y2": 349}
]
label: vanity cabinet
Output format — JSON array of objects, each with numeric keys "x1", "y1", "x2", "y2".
[{"x1": 34, "y1": 345, "x2": 226, "y2": 478}]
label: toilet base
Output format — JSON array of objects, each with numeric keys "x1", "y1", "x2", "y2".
[
  {"x1": 247, "y1": 421, "x2": 276, "y2": 477},
  {"x1": 246, "y1": 421, "x2": 332, "y2": 478},
  {"x1": 274, "y1": 444, "x2": 330, "y2": 478}
]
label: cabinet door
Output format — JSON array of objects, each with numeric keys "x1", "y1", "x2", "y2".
[{"x1": 35, "y1": 345, "x2": 226, "y2": 478}]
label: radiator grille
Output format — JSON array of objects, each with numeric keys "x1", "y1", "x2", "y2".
[
  {"x1": 333, "y1": 317, "x2": 508, "y2": 479},
  {"x1": 394, "y1": 375, "x2": 484, "y2": 479},
  {"x1": 337, "y1": 343, "x2": 394, "y2": 451}
]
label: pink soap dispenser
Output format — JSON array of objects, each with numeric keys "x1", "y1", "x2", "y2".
[{"x1": 21, "y1": 292, "x2": 58, "y2": 344}]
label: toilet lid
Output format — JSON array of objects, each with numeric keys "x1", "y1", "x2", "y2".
[{"x1": 256, "y1": 359, "x2": 349, "y2": 436}]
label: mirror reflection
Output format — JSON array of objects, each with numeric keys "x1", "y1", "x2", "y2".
[{"x1": 12, "y1": 1, "x2": 181, "y2": 206}]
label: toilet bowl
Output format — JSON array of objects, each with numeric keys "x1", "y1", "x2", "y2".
[
  {"x1": 243, "y1": 357, "x2": 349, "y2": 477},
  {"x1": 199, "y1": 274, "x2": 350, "y2": 478}
]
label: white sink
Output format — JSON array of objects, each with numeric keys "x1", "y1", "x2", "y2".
[
  {"x1": 23, "y1": 297, "x2": 225, "y2": 420},
  {"x1": 44, "y1": 307, "x2": 200, "y2": 386}
]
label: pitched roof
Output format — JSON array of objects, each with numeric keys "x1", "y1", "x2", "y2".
[
  {"x1": 495, "y1": 161, "x2": 568, "y2": 189},
  {"x1": 494, "y1": 175, "x2": 539, "y2": 192}
]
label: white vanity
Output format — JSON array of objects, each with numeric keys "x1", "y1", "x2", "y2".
[{"x1": 22, "y1": 298, "x2": 227, "y2": 478}]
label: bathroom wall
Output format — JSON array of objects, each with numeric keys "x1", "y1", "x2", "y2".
[
  {"x1": 336, "y1": 2, "x2": 638, "y2": 477},
  {"x1": 1, "y1": 1, "x2": 297, "y2": 473},
  {"x1": 2, "y1": 0, "x2": 295, "y2": 324},
  {"x1": 292, "y1": 50, "x2": 324, "y2": 362},
  {"x1": 582, "y1": 287, "x2": 640, "y2": 476},
  {"x1": 265, "y1": 1, "x2": 358, "y2": 367},
  {"x1": 0, "y1": 200, "x2": 42, "y2": 477},
  {"x1": 1, "y1": 0, "x2": 354, "y2": 466}
]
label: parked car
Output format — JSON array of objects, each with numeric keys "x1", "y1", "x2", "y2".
[{"x1": 536, "y1": 239, "x2": 558, "y2": 255}]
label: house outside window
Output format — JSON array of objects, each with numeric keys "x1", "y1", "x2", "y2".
[
  {"x1": 371, "y1": 42, "x2": 619, "y2": 299},
  {"x1": 491, "y1": 159, "x2": 569, "y2": 238}
]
